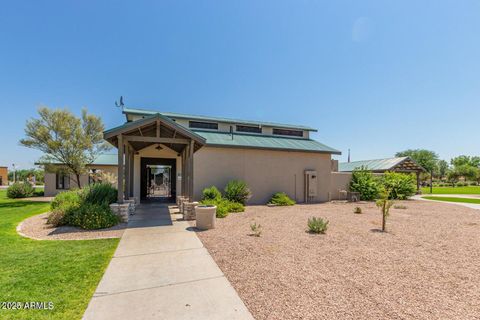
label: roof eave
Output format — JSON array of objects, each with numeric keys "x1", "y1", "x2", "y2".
[{"x1": 205, "y1": 143, "x2": 341, "y2": 155}]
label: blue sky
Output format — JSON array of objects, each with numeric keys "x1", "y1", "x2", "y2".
[{"x1": 1, "y1": 0, "x2": 479, "y2": 170}]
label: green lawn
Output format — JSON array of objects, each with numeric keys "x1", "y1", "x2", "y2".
[
  {"x1": 422, "y1": 196, "x2": 480, "y2": 204},
  {"x1": 0, "y1": 190, "x2": 119, "y2": 320},
  {"x1": 421, "y1": 186, "x2": 480, "y2": 194}
]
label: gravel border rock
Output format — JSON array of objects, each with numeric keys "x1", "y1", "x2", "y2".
[
  {"x1": 17, "y1": 213, "x2": 126, "y2": 240},
  {"x1": 196, "y1": 200, "x2": 480, "y2": 320}
]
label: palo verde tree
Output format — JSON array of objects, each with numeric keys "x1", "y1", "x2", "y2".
[
  {"x1": 376, "y1": 188, "x2": 394, "y2": 232},
  {"x1": 20, "y1": 107, "x2": 109, "y2": 188}
]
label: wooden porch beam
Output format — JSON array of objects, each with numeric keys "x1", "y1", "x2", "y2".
[
  {"x1": 156, "y1": 120, "x2": 160, "y2": 137},
  {"x1": 117, "y1": 134, "x2": 124, "y2": 203},
  {"x1": 123, "y1": 136, "x2": 189, "y2": 144}
]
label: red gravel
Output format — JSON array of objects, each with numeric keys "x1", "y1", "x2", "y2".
[{"x1": 195, "y1": 200, "x2": 480, "y2": 320}]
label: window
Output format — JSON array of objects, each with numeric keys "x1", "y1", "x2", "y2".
[
  {"x1": 56, "y1": 173, "x2": 70, "y2": 190},
  {"x1": 273, "y1": 128, "x2": 303, "y2": 137},
  {"x1": 236, "y1": 125, "x2": 262, "y2": 133},
  {"x1": 189, "y1": 121, "x2": 218, "y2": 130}
]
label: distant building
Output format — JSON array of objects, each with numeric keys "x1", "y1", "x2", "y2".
[{"x1": 0, "y1": 167, "x2": 8, "y2": 186}]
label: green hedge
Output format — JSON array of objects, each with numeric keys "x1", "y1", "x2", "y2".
[{"x1": 6, "y1": 182, "x2": 35, "y2": 199}]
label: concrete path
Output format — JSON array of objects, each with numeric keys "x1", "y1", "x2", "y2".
[
  {"x1": 413, "y1": 194, "x2": 480, "y2": 210},
  {"x1": 83, "y1": 202, "x2": 253, "y2": 320}
]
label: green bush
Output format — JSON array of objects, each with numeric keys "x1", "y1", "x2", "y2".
[
  {"x1": 48, "y1": 185, "x2": 119, "y2": 229},
  {"x1": 354, "y1": 207, "x2": 362, "y2": 214},
  {"x1": 200, "y1": 198, "x2": 244, "y2": 218},
  {"x1": 202, "y1": 186, "x2": 222, "y2": 201},
  {"x1": 224, "y1": 180, "x2": 251, "y2": 205},
  {"x1": 307, "y1": 217, "x2": 329, "y2": 234},
  {"x1": 6, "y1": 182, "x2": 35, "y2": 199},
  {"x1": 269, "y1": 192, "x2": 296, "y2": 206},
  {"x1": 69, "y1": 203, "x2": 119, "y2": 230},
  {"x1": 349, "y1": 168, "x2": 381, "y2": 201},
  {"x1": 381, "y1": 172, "x2": 416, "y2": 200},
  {"x1": 82, "y1": 182, "x2": 117, "y2": 206}
]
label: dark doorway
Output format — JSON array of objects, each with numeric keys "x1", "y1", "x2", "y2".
[{"x1": 141, "y1": 157, "x2": 176, "y2": 202}]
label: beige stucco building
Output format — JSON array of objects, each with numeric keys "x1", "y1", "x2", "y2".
[
  {"x1": 0, "y1": 166, "x2": 8, "y2": 186},
  {"x1": 44, "y1": 107, "x2": 352, "y2": 204}
]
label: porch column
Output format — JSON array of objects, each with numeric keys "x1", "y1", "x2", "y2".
[
  {"x1": 125, "y1": 143, "x2": 130, "y2": 200},
  {"x1": 129, "y1": 149, "x2": 134, "y2": 197},
  {"x1": 182, "y1": 149, "x2": 186, "y2": 197},
  {"x1": 416, "y1": 171, "x2": 421, "y2": 194},
  {"x1": 117, "y1": 134, "x2": 124, "y2": 203},
  {"x1": 189, "y1": 140, "x2": 194, "y2": 200}
]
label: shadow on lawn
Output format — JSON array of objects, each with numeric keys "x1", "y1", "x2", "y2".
[{"x1": 0, "y1": 201, "x2": 48, "y2": 209}]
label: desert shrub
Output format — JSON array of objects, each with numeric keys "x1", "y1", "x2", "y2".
[
  {"x1": 224, "y1": 180, "x2": 251, "y2": 205},
  {"x1": 200, "y1": 198, "x2": 244, "y2": 218},
  {"x1": 202, "y1": 186, "x2": 222, "y2": 201},
  {"x1": 456, "y1": 182, "x2": 466, "y2": 187},
  {"x1": 250, "y1": 221, "x2": 262, "y2": 237},
  {"x1": 307, "y1": 217, "x2": 329, "y2": 234},
  {"x1": 353, "y1": 207, "x2": 362, "y2": 214},
  {"x1": 394, "y1": 204, "x2": 407, "y2": 209},
  {"x1": 469, "y1": 182, "x2": 478, "y2": 186},
  {"x1": 381, "y1": 172, "x2": 416, "y2": 200},
  {"x1": 376, "y1": 190, "x2": 394, "y2": 232},
  {"x1": 46, "y1": 210, "x2": 66, "y2": 227},
  {"x1": 33, "y1": 189, "x2": 44, "y2": 197},
  {"x1": 82, "y1": 182, "x2": 117, "y2": 206},
  {"x1": 269, "y1": 192, "x2": 296, "y2": 206},
  {"x1": 226, "y1": 201, "x2": 245, "y2": 212},
  {"x1": 6, "y1": 182, "x2": 34, "y2": 199},
  {"x1": 51, "y1": 190, "x2": 82, "y2": 210},
  {"x1": 349, "y1": 168, "x2": 381, "y2": 201},
  {"x1": 68, "y1": 203, "x2": 119, "y2": 230}
]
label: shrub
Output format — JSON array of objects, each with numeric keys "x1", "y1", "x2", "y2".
[
  {"x1": 269, "y1": 192, "x2": 295, "y2": 206},
  {"x1": 51, "y1": 190, "x2": 82, "y2": 210},
  {"x1": 469, "y1": 182, "x2": 478, "y2": 186},
  {"x1": 307, "y1": 217, "x2": 329, "y2": 234},
  {"x1": 82, "y1": 182, "x2": 117, "y2": 206},
  {"x1": 200, "y1": 198, "x2": 245, "y2": 218},
  {"x1": 394, "y1": 204, "x2": 407, "y2": 209},
  {"x1": 6, "y1": 182, "x2": 34, "y2": 199},
  {"x1": 202, "y1": 186, "x2": 222, "y2": 201},
  {"x1": 47, "y1": 210, "x2": 66, "y2": 227},
  {"x1": 250, "y1": 221, "x2": 262, "y2": 237},
  {"x1": 349, "y1": 168, "x2": 381, "y2": 201},
  {"x1": 456, "y1": 182, "x2": 466, "y2": 187},
  {"x1": 376, "y1": 190, "x2": 394, "y2": 232},
  {"x1": 381, "y1": 172, "x2": 417, "y2": 200},
  {"x1": 353, "y1": 207, "x2": 362, "y2": 214},
  {"x1": 224, "y1": 180, "x2": 251, "y2": 205},
  {"x1": 69, "y1": 203, "x2": 119, "y2": 230},
  {"x1": 226, "y1": 201, "x2": 245, "y2": 212},
  {"x1": 48, "y1": 190, "x2": 82, "y2": 226}
]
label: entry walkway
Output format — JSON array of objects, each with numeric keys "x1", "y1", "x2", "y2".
[{"x1": 83, "y1": 202, "x2": 253, "y2": 320}]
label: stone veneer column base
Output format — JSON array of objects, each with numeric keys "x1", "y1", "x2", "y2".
[
  {"x1": 110, "y1": 203, "x2": 131, "y2": 222},
  {"x1": 183, "y1": 202, "x2": 199, "y2": 221}
]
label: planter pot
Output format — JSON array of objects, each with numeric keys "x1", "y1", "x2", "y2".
[{"x1": 195, "y1": 205, "x2": 217, "y2": 230}]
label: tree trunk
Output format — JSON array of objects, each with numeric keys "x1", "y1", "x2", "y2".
[
  {"x1": 382, "y1": 202, "x2": 386, "y2": 232},
  {"x1": 75, "y1": 173, "x2": 82, "y2": 189}
]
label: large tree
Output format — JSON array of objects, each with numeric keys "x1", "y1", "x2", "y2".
[
  {"x1": 451, "y1": 155, "x2": 480, "y2": 168},
  {"x1": 395, "y1": 149, "x2": 439, "y2": 173},
  {"x1": 20, "y1": 107, "x2": 108, "y2": 188},
  {"x1": 436, "y1": 160, "x2": 449, "y2": 180}
]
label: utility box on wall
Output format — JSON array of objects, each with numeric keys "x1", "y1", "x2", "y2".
[{"x1": 304, "y1": 170, "x2": 317, "y2": 203}]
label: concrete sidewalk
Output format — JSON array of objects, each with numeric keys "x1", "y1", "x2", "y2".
[
  {"x1": 413, "y1": 194, "x2": 480, "y2": 210},
  {"x1": 83, "y1": 202, "x2": 253, "y2": 320}
]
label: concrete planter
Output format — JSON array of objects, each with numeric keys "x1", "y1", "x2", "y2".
[{"x1": 195, "y1": 205, "x2": 216, "y2": 230}]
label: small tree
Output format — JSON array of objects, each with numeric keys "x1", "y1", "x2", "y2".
[
  {"x1": 20, "y1": 107, "x2": 108, "y2": 188},
  {"x1": 376, "y1": 189, "x2": 394, "y2": 232}
]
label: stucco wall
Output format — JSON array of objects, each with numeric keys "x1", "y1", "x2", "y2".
[
  {"x1": 193, "y1": 147, "x2": 333, "y2": 204},
  {"x1": 329, "y1": 172, "x2": 352, "y2": 200},
  {"x1": 44, "y1": 165, "x2": 118, "y2": 197},
  {"x1": 0, "y1": 167, "x2": 8, "y2": 186}
]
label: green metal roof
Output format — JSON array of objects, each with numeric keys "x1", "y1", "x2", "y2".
[
  {"x1": 338, "y1": 157, "x2": 410, "y2": 172},
  {"x1": 91, "y1": 154, "x2": 118, "y2": 165},
  {"x1": 192, "y1": 130, "x2": 341, "y2": 154},
  {"x1": 122, "y1": 107, "x2": 318, "y2": 132}
]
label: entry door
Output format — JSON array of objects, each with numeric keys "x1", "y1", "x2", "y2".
[{"x1": 140, "y1": 158, "x2": 176, "y2": 201}]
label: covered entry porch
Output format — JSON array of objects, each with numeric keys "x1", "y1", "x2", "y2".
[{"x1": 104, "y1": 113, "x2": 206, "y2": 204}]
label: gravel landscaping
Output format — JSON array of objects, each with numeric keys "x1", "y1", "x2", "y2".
[
  {"x1": 195, "y1": 200, "x2": 480, "y2": 320},
  {"x1": 17, "y1": 213, "x2": 126, "y2": 240}
]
